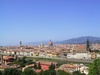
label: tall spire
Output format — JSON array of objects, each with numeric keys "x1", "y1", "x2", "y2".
[{"x1": 20, "y1": 41, "x2": 22, "y2": 47}]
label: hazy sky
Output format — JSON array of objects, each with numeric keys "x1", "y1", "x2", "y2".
[{"x1": 0, "y1": 0, "x2": 100, "y2": 46}]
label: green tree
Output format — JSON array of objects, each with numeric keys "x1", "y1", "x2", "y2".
[
  {"x1": 20, "y1": 62, "x2": 25, "y2": 67},
  {"x1": 39, "y1": 70, "x2": 56, "y2": 75},
  {"x1": 26, "y1": 59, "x2": 33, "y2": 65},
  {"x1": 88, "y1": 58, "x2": 100, "y2": 75},
  {"x1": 17, "y1": 58, "x2": 21, "y2": 62},
  {"x1": 72, "y1": 71, "x2": 81, "y2": 75},
  {"x1": 72, "y1": 71, "x2": 86, "y2": 75},
  {"x1": 3, "y1": 68, "x2": 22, "y2": 75},
  {"x1": 0, "y1": 70, "x2": 3, "y2": 75},
  {"x1": 19, "y1": 56, "x2": 27, "y2": 67},
  {"x1": 49, "y1": 70, "x2": 56, "y2": 75},
  {"x1": 22, "y1": 56, "x2": 27, "y2": 63},
  {"x1": 22, "y1": 68, "x2": 37, "y2": 75},
  {"x1": 34, "y1": 63, "x2": 38, "y2": 69},
  {"x1": 49, "y1": 63, "x2": 55, "y2": 70},
  {"x1": 38, "y1": 62, "x2": 41, "y2": 69},
  {"x1": 39, "y1": 70, "x2": 44, "y2": 75},
  {"x1": 86, "y1": 39, "x2": 90, "y2": 51},
  {"x1": 81, "y1": 73, "x2": 86, "y2": 75},
  {"x1": 57, "y1": 70, "x2": 71, "y2": 75},
  {"x1": 43, "y1": 70, "x2": 50, "y2": 75}
]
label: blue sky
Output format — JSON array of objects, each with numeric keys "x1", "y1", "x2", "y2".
[{"x1": 0, "y1": 0, "x2": 100, "y2": 46}]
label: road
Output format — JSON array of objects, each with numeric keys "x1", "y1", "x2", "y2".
[{"x1": 61, "y1": 58, "x2": 92, "y2": 63}]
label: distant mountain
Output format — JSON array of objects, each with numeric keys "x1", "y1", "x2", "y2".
[
  {"x1": 27, "y1": 36, "x2": 100, "y2": 45},
  {"x1": 61, "y1": 36, "x2": 100, "y2": 44}
]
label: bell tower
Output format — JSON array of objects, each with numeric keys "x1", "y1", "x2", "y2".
[{"x1": 20, "y1": 41, "x2": 22, "y2": 47}]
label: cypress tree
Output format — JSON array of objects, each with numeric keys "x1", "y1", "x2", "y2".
[
  {"x1": 34, "y1": 63, "x2": 37, "y2": 69},
  {"x1": 86, "y1": 39, "x2": 90, "y2": 51},
  {"x1": 49, "y1": 63, "x2": 55, "y2": 70},
  {"x1": 38, "y1": 62, "x2": 41, "y2": 69}
]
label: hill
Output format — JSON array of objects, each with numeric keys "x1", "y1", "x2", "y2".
[
  {"x1": 61, "y1": 36, "x2": 100, "y2": 44},
  {"x1": 27, "y1": 36, "x2": 100, "y2": 45}
]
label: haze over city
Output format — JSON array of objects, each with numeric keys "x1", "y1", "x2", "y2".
[{"x1": 0, "y1": 0, "x2": 100, "y2": 46}]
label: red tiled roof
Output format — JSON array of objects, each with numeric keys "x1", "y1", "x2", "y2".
[
  {"x1": 36, "y1": 70, "x2": 41, "y2": 73},
  {"x1": 41, "y1": 64, "x2": 49, "y2": 71},
  {"x1": 3, "y1": 56, "x2": 14, "y2": 60}
]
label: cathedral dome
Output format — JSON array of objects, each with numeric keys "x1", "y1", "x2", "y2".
[{"x1": 48, "y1": 40, "x2": 53, "y2": 46}]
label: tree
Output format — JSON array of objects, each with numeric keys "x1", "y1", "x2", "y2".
[
  {"x1": 86, "y1": 39, "x2": 90, "y2": 50},
  {"x1": 39, "y1": 70, "x2": 56, "y2": 75},
  {"x1": 39, "y1": 70, "x2": 44, "y2": 75},
  {"x1": 49, "y1": 63, "x2": 55, "y2": 70},
  {"x1": 72, "y1": 71, "x2": 86, "y2": 75},
  {"x1": 43, "y1": 70, "x2": 50, "y2": 75},
  {"x1": 86, "y1": 39, "x2": 91, "y2": 52},
  {"x1": 38, "y1": 62, "x2": 41, "y2": 69},
  {"x1": 49, "y1": 70, "x2": 56, "y2": 75},
  {"x1": 88, "y1": 58, "x2": 100, "y2": 75},
  {"x1": 20, "y1": 62, "x2": 25, "y2": 67},
  {"x1": 22, "y1": 68, "x2": 37, "y2": 75},
  {"x1": 19, "y1": 56, "x2": 27, "y2": 67},
  {"x1": 3, "y1": 68, "x2": 22, "y2": 75},
  {"x1": 34, "y1": 63, "x2": 38, "y2": 69},
  {"x1": 0, "y1": 70, "x2": 3, "y2": 75},
  {"x1": 57, "y1": 70, "x2": 71, "y2": 75},
  {"x1": 81, "y1": 73, "x2": 86, "y2": 75},
  {"x1": 22, "y1": 56, "x2": 27, "y2": 63},
  {"x1": 26, "y1": 59, "x2": 33, "y2": 65},
  {"x1": 72, "y1": 71, "x2": 81, "y2": 75}
]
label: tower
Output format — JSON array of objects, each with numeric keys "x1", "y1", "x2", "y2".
[
  {"x1": 40, "y1": 42, "x2": 44, "y2": 47},
  {"x1": 20, "y1": 41, "x2": 22, "y2": 47},
  {"x1": 48, "y1": 40, "x2": 53, "y2": 47}
]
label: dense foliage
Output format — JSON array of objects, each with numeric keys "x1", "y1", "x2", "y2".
[
  {"x1": 12, "y1": 56, "x2": 33, "y2": 67},
  {"x1": 49, "y1": 63, "x2": 55, "y2": 70},
  {"x1": 3, "y1": 68, "x2": 22, "y2": 75},
  {"x1": 1, "y1": 58, "x2": 100, "y2": 75},
  {"x1": 88, "y1": 58, "x2": 100, "y2": 75},
  {"x1": 57, "y1": 70, "x2": 71, "y2": 75},
  {"x1": 72, "y1": 71, "x2": 86, "y2": 75},
  {"x1": 0, "y1": 68, "x2": 86, "y2": 75},
  {"x1": 22, "y1": 68, "x2": 37, "y2": 75}
]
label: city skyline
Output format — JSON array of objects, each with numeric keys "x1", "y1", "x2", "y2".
[{"x1": 0, "y1": 0, "x2": 100, "y2": 46}]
